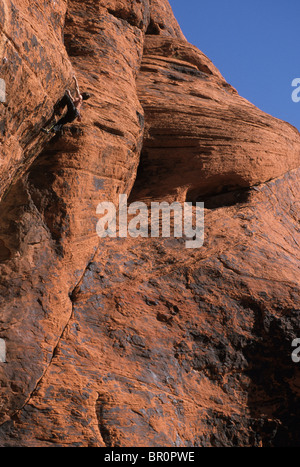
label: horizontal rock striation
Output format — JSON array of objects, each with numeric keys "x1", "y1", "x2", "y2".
[{"x1": 0, "y1": 0, "x2": 299, "y2": 447}]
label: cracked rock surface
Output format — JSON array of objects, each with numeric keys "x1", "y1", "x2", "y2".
[{"x1": 0, "y1": 0, "x2": 299, "y2": 447}]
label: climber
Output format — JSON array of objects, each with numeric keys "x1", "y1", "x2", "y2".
[{"x1": 42, "y1": 76, "x2": 90, "y2": 134}]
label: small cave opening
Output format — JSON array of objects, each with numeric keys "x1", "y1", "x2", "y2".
[
  {"x1": 0, "y1": 240, "x2": 11, "y2": 262},
  {"x1": 128, "y1": 148, "x2": 152, "y2": 203},
  {"x1": 146, "y1": 18, "x2": 161, "y2": 35},
  {"x1": 186, "y1": 185, "x2": 251, "y2": 209}
]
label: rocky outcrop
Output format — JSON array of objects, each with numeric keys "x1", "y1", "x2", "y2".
[
  {"x1": 0, "y1": 0, "x2": 299, "y2": 447},
  {"x1": 131, "y1": 35, "x2": 300, "y2": 203},
  {"x1": 0, "y1": 0, "x2": 149, "y2": 431}
]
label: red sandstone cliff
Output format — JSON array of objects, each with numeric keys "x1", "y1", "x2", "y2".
[{"x1": 0, "y1": 0, "x2": 299, "y2": 447}]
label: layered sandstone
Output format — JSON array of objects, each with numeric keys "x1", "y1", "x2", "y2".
[
  {"x1": 131, "y1": 35, "x2": 300, "y2": 203},
  {"x1": 0, "y1": 0, "x2": 299, "y2": 447}
]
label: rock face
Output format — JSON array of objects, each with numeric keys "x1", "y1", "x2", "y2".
[
  {"x1": 131, "y1": 36, "x2": 300, "y2": 203},
  {"x1": 0, "y1": 0, "x2": 299, "y2": 447}
]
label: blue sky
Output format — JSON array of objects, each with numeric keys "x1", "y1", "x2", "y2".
[{"x1": 169, "y1": 0, "x2": 300, "y2": 131}]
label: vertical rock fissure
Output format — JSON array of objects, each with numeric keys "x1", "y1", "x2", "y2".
[
  {"x1": 95, "y1": 394, "x2": 112, "y2": 447},
  {"x1": 0, "y1": 243, "x2": 102, "y2": 427}
]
